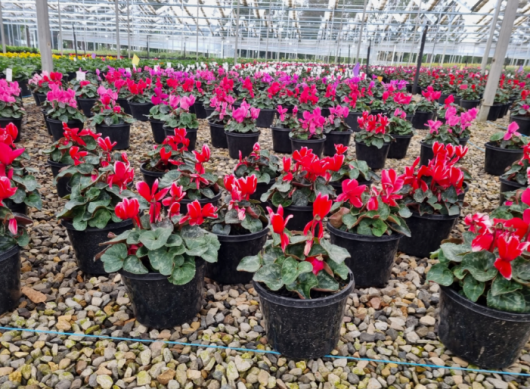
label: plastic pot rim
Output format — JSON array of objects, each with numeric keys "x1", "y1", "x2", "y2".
[
  {"x1": 499, "y1": 176, "x2": 526, "y2": 188},
  {"x1": 325, "y1": 129, "x2": 353, "y2": 136},
  {"x1": 47, "y1": 159, "x2": 69, "y2": 169},
  {"x1": 354, "y1": 140, "x2": 391, "y2": 148},
  {"x1": 441, "y1": 285, "x2": 530, "y2": 322},
  {"x1": 485, "y1": 142, "x2": 525, "y2": 153},
  {"x1": 327, "y1": 222, "x2": 402, "y2": 243},
  {"x1": 225, "y1": 130, "x2": 261, "y2": 138},
  {"x1": 388, "y1": 133, "x2": 413, "y2": 139},
  {"x1": 128, "y1": 101, "x2": 153, "y2": 107},
  {"x1": 291, "y1": 136, "x2": 327, "y2": 144},
  {"x1": 208, "y1": 122, "x2": 226, "y2": 129},
  {"x1": 120, "y1": 259, "x2": 204, "y2": 282},
  {"x1": 0, "y1": 245, "x2": 20, "y2": 262},
  {"x1": 270, "y1": 126, "x2": 291, "y2": 132},
  {"x1": 409, "y1": 210, "x2": 460, "y2": 222},
  {"x1": 213, "y1": 224, "x2": 270, "y2": 242},
  {"x1": 140, "y1": 162, "x2": 168, "y2": 177},
  {"x1": 253, "y1": 269, "x2": 354, "y2": 308},
  {"x1": 46, "y1": 117, "x2": 83, "y2": 125},
  {"x1": 511, "y1": 115, "x2": 530, "y2": 121},
  {"x1": 61, "y1": 218, "x2": 133, "y2": 233},
  {"x1": 95, "y1": 123, "x2": 131, "y2": 129},
  {"x1": 461, "y1": 99, "x2": 481, "y2": 103},
  {"x1": 77, "y1": 97, "x2": 98, "y2": 102}
]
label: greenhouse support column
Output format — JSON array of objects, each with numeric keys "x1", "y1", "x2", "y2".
[
  {"x1": 57, "y1": 0, "x2": 63, "y2": 55},
  {"x1": 234, "y1": 0, "x2": 240, "y2": 64},
  {"x1": 36, "y1": 0, "x2": 53, "y2": 71},
  {"x1": 0, "y1": 0, "x2": 5, "y2": 54},
  {"x1": 196, "y1": 0, "x2": 199, "y2": 60},
  {"x1": 478, "y1": 0, "x2": 518, "y2": 122},
  {"x1": 480, "y1": 0, "x2": 501, "y2": 72},
  {"x1": 115, "y1": 0, "x2": 121, "y2": 58},
  {"x1": 355, "y1": 0, "x2": 368, "y2": 63},
  {"x1": 127, "y1": 0, "x2": 131, "y2": 59},
  {"x1": 412, "y1": 26, "x2": 428, "y2": 95}
]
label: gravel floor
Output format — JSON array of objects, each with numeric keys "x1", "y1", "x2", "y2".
[{"x1": 0, "y1": 99, "x2": 527, "y2": 389}]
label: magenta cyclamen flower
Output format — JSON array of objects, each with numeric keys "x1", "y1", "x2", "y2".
[
  {"x1": 232, "y1": 104, "x2": 248, "y2": 123},
  {"x1": 179, "y1": 95, "x2": 196, "y2": 111},
  {"x1": 0, "y1": 80, "x2": 20, "y2": 103},
  {"x1": 427, "y1": 120, "x2": 442, "y2": 134},
  {"x1": 393, "y1": 108, "x2": 406, "y2": 119},
  {"x1": 329, "y1": 105, "x2": 349, "y2": 119},
  {"x1": 47, "y1": 84, "x2": 77, "y2": 108},
  {"x1": 504, "y1": 122, "x2": 520, "y2": 141},
  {"x1": 277, "y1": 105, "x2": 288, "y2": 121}
]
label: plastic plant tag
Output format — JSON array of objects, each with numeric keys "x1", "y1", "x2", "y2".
[
  {"x1": 166, "y1": 62, "x2": 172, "y2": 69},
  {"x1": 132, "y1": 54, "x2": 140, "y2": 66},
  {"x1": 76, "y1": 71, "x2": 86, "y2": 81},
  {"x1": 5, "y1": 68, "x2": 12, "y2": 82},
  {"x1": 126, "y1": 67, "x2": 131, "y2": 75}
]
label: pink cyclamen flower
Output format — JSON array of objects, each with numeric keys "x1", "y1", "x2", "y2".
[{"x1": 505, "y1": 122, "x2": 520, "y2": 141}]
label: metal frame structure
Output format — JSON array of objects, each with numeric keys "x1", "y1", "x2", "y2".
[{"x1": 0, "y1": 0, "x2": 527, "y2": 65}]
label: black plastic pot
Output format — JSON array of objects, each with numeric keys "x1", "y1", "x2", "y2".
[
  {"x1": 164, "y1": 127, "x2": 198, "y2": 152},
  {"x1": 460, "y1": 99, "x2": 481, "y2": 110},
  {"x1": 128, "y1": 101, "x2": 154, "y2": 122},
  {"x1": 46, "y1": 118, "x2": 84, "y2": 141},
  {"x1": 205, "y1": 107, "x2": 215, "y2": 118},
  {"x1": 254, "y1": 270, "x2": 354, "y2": 359},
  {"x1": 206, "y1": 227, "x2": 269, "y2": 285},
  {"x1": 387, "y1": 134, "x2": 412, "y2": 159},
  {"x1": 484, "y1": 143, "x2": 523, "y2": 176},
  {"x1": 121, "y1": 260, "x2": 205, "y2": 329},
  {"x1": 398, "y1": 212, "x2": 459, "y2": 258},
  {"x1": 510, "y1": 116, "x2": 530, "y2": 136},
  {"x1": 42, "y1": 109, "x2": 51, "y2": 135},
  {"x1": 256, "y1": 109, "x2": 275, "y2": 128},
  {"x1": 18, "y1": 79, "x2": 30, "y2": 97},
  {"x1": 251, "y1": 180, "x2": 274, "y2": 202},
  {"x1": 500, "y1": 103, "x2": 511, "y2": 118},
  {"x1": 345, "y1": 112, "x2": 363, "y2": 132},
  {"x1": 181, "y1": 192, "x2": 222, "y2": 214},
  {"x1": 116, "y1": 98, "x2": 132, "y2": 115},
  {"x1": 328, "y1": 223, "x2": 401, "y2": 288},
  {"x1": 330, "y1": 179, "x2": 372, "y2": 196},
  {"x1": 4, "y1": 199, "x2": 27, "y2": 215},
  {"x1": 209, "y1": 122, "x2": 228, "y2": 149},
  {"x1": 193, "y1": 100, "x2": 207, "y2": 119},
  {"x1": 355, "y1": 141, "x2": 390, "y2": 170},
  {"x1": 324, "y1": 131, "x2": 353, "y2": 157},
  {"x1": 95, "y1": 123, "x2": 131, "y2": 150},
  {"x1": 412, "y1": 111, "x2": 434, "y2": 130},
  {"x1": 48, "y1": 159, "x2": 70, "y2": 198},
  {"x1": 226, "y1": 131, "x2": 260, "y2": 159},
  {"x1": 499, "y1": 177, "x2": 526, "y2": 205},
  {"x1": 62, "y1": 219, "x2": 134, "y2": 276},
  {"x1": 140, "y1": 163, "x2": 166, "y2": 189},
  {"x1": 149, "y1": 120, "x2": 166, "y2": 144},
  {"x1": 283, "y1": 204, "x2": 313, "y2": 232},
  {"x1": 487, "y1": 104, "x2": 503, "y2": 121},
  {"x1": 77, "y1": 98, "x2": 97, "y2": 118},
  {"x1": 291, "y1": 137, "x2": 326, "y2": 158},
  {"x1": 0, "y1": 246, "x2": 20, "y2": 315},
  {"x1": 271, "y1": 127, "x2": 293, "y2": 154},
  {"x1": 0, "y1": 117, "x2": 22, "y2": 143},
  {"x1": 439, "y1": 285, "x2": 530, "y2": 369},
  {"x1": 33, "y1": 92, "x2": 46, "y2": 106},
  {"x1": 370, "y1": 109, "x2": 384, "y2": 115}
]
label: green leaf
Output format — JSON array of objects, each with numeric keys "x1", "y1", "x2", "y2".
[
  {"x1": 511, "y1": 257, "x2": 530, "y2": 283},
  {"x1": 398, "y1": 205, "x2": 412, "y2": 218},
  {"x1": 100, "y1": 243, "x2": 128, "y2": 273},
  {"x1": 166, "y1": 234, "x2": 183, "y2": 247},
  {"x1": 225, "y1": 209, "x2": 241, "y2": 224},
  {"x1": 201, "y1": 233, "x2": 220, "y2": 263},
  {"x1": 139, "y1": 227, "x2": 173, "y2": 250},
  {"x1": 426, "y1": 263, "x2": 454, "y2": 286},
  {"x1": 462, "y1": 275, "x2": 485, "y2": 302},
  {"x1": 315, "y1": 271, "x2": 339, "y2": 291},
  {"x1": 254, "y1": 263, "x2": 284, "y2": 291},
  {"x1": 24, "y1": 192, "x2": 42, "y2": 210},
  {"x1": 169, "y1": 256, "x2": 196, "y2": 285},
  {"x1": 148, "y1": 247, "x2": 175, "y2": 276},
  {"x1": 237, "y1": 255, "x2": 262, "y2": 273},
  {"x1": 320, "y1": 239, "x2": 350, "y2": 264},
  {"x1": 123, "y1": 255, "x2": 149, "y2": 274},
  {"x1": 440, "y1": 242, "x2": 469, "y2": 263},
  {"x1": 487, "y1": 289, "x2": 526, "y2": 313},
  {"x1": 285, "y1": 272, "x2": 318, "y2": 299},
  {"x1": 88, "y1": 208, "x2": 112, "y2": 229},
  {"x1": 460, "y1": 251, "x2": 497, "y2": 282},
  {"x1": 327, "y1": 259, "x2": 350, "y2": 280},
  {"x1": 126, "y1": 230, "x2": 141, "y2": 244},
  {"x1": 491, "y1": 276, "x2": 523, "y2": 297},
  {"x1": 281, "y1": 256, "x2": 300, "y2": 285},
  {"x1": 105, "y1": 230, "x2": 131, "y2": 244},
  {"x1": 371, "y1": 218, "x2": 388, "y2": 237},
  {"x1": 342, "y1": 213, "x2": 357, "y2": 229},
  {"x1": 241, "y1": 215, "x2": 263, "y2": 233}
]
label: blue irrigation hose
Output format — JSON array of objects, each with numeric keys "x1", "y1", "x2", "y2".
[{"x1": 0, "y1": 326, "x2": 529, "y2": 377}]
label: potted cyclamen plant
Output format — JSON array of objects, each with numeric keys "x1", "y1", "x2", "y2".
[
  {"x1": 323, "y1": 105, "x2": 352, "y2": 157},
  {"x1": 207, "y1": 102, "x2": 231, "y2": 149},
  {"x1": 73, "y1": 79, "x2": 99, "y2": 117},
  {"x1": 510, "y1": 90, "x2": 530, "y2": 136},
  {"x1": 203, "y1": 174, "x2": 268, "y2": 285},
  {"x1": 239, "y1": 80, "x2": 276, "y2": 128},
  {"x1": 342, "y1": 87, "x2": 370, "y2": 131},
  {"x1": 437, "y1": 95, "x2": 463, "y2": 124},
  {"x1": 271, "y1": 105, "x2": 299, "y2": 154},
  {"x1": 146, "y1": 86, "x2": 169, "y2": 144},
  {"x1": 225, "y1": 101, "x2": 261, "y2": 159},
  {"x1": 419, "y1": 119, "x2": 460, "y2": 166},
  {"x1": 261, "y1": 147, "x2": 334, "y2": 231},
  {"x1": 458, "y1": 82, "x2": 481, "y2": 110},
  {"x1": 391, "y1": 92, "x2": 416, "y2": 122},
  {"x1": 499, "y1": 144, "x2": 530, "y2": 204},
  {"x1": 485, "y1": 122, "x2": 528, "y2": 176},
  {"x1": 88, "y1": 86, "x2": 136, "y2": 150},
  {"x1": 427, "y1": 197, "x2": 530, "y2": 368},
  {"x1": 290, "y1": 107, "x2": 327, "y2": 157},
  {"x1": 44, "y1": 84, "x2": 86, "y2": 141},
  {"x1": 28, "y1": 71, "x2": 63, "y2": 106},
  {"x1": 56, "y1": 147, "x2": 136, "y2": 276},
  {"x1": 0, "y1": 124, "x2": 42, "y2": 215},
  {"x1": 237, "y1": 195, "x2": 354, "y2": 359},
  {"x1": 140, "y1": 128, "x2": 190, "y2": 187},
  {"x1": 0, "y1": 178, "x2": 32, "y2": 315},
  {"x1": 326, "y1": 144, "x2": 378, "y2": 195},
  {"x1": 387, "y1": 108, "x2": 414, "y2": 159},
  {"x1": 99, "y1": 183, "x2": 220, "y2": 328},
  {"x1": 159, "y1": 144, "x2": 222, "y2": 210},
  {"x1": 412, "y1": 86, "x2": 440, "y2": 130},
  {"x1": 354, "y1": 112, "x2": 393, "y2": 170},
  {"x1": 397, "y1": 142, "x2": 467, "y2": 258},
  {"x1": 233, "y1": 143, "x2": 281, "y2": 202},
  {"x1": 0, "y1": 79, "x2": 25, "y2": 142},
  {"x1": 126, "y1": 78, "x2": 154, "y2": 121},
  {"x1": 156, "y1": 95, "x2": 199, "y2": 151},
  {"x1": 328, "y1": 169, "x2": 411, "y2": 287},
  {"x1": 44, "y1": 123, "x2": 101, "y2": 197}
]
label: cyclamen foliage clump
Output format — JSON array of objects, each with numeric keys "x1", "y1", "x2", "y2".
[
  {"x1": 89, "y1": 86, "x2": 136, "y2": 127},
  {"x1": 142, "y1": 128, "x2": 190, "y2": 172},
  {"x1": 272, "y1": 105, "x2": 300, "y2": 130},
  {"x1": 511, "y1": 90, "x2": 530, "y2": 117},
  {"x1": 387, "y1": 109, "x2": 414, "y2": 136},
  {"x1": 290, "y1": 107, "x2": 326, "y2": 140},
  {"x1": 398, "y1": 142, "x2": 468, "y2": 216},
  {"x1": 428, "y1": 190, "x2": 530, "y2": 313},
  {"x1": 0, "y1": 176, "x2": 31, "y2": 250},
  {"x1": 0, "y1": 79, "x2": 25, "y2": 119},
  {"x1": 233, "y1": 143, "x2": 281, "y2": 184},
  {"x1": 100, "y1": 181, "x2": 220, "y2": 286},
  {"x1": 29, "y1": 71, "x2": 63, "y2": 94},
  {"x1": 238, "y1": 194, "x2": 351, "y2": 299},
  {"x1": 43, "y1": 84, "x2": 85, "y2": 122},
  {"x1": 501, "y1": 143, "x2": 530, "y2": 186},
  {"x1": 225, "y1": 102, "x2": 260, "y2": 133},
  {"x1": 44, "y1": 123, "x2": 100, "y2": 166},
  {"x1": 355, "y1": 112, "x2": 393, "y2": 149},
  {"x1": 329, "y1": 169, "x2": 411, "y2": 237},
  {"x1": 323, "y1": 105, "x2": 351, "y2": 134},
  {"x1": 327, "y1": 144, "x2": 378, "y2": 185},
  {"x1": 489, "y1": 122, "x2": 528, "y2": 150}
]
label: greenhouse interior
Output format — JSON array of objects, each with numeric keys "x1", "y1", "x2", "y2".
[{"x1": 1, "y1": 0, "x2": 530, "y2": 389}]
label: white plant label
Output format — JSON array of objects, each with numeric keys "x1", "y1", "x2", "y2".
[
  {"x1": 76, "y1": 71, "x2": 86, "y2": 81},
  {"x1": 166, "y1": 62, "x2": 172, "y2": 69},
  {"x1": 5, "y1": 68, "x2": 12, "y2": 82}
]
